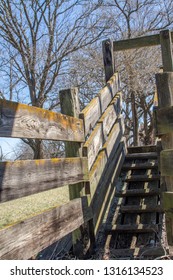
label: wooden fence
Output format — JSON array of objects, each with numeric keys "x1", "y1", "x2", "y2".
[{"x1": 0, "y1": 71, "x2": 125, "y2": 259}]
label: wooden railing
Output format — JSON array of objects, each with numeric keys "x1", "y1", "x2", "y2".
[
  {"x1": 0, "y1": 71, "x2": 125, "y2": 259},
  {"x1": 103, "y1": 28, "x2": 173, "y2": 246}
]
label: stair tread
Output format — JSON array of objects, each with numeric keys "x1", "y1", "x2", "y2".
[
  {"x1": 105, "y1": 223, "x2": 158, "y2": 233},
  {"x1": 115, "y1": 188, "x2": 161, "y2": 197},
  {"x1": 108, "y1": 247, "x2": 167, "y2": 257},
  {"x1": 126, "y1": 152, "x2": 158, "y2": 159},
  {"x1": 120, "y1": 205, "x2": 163, "y2": 213},
  {"x1": 127, "y1": 145, "x2": 157, "y2": 154},
  {"x1": 122, "y1": 162, "x2": 158, "y2": 170},
  {"x1": 123, "y1": 174, "x2": 160, "y2": 182}
]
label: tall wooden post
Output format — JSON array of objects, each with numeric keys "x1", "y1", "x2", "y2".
[
  {"x1": 155, "y1": 29, "x2": 173, "y2": 245},
  {"x1": 60, "y1": 88, "x2": 95, "y2": 257},
  {"x1": 102, "y1": 39, "x2": 114, "y2": 83},
  {"x1": 60, "y1": 88, "x2": 84, "y2": 256}
]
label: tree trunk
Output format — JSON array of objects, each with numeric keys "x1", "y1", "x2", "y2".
[{"x1": 33, "y1": 139, "x2": 44, "y2": 159}]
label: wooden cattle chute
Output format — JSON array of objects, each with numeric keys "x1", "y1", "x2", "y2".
[
  {"x1": 0, "y1": 71, "x2": 124, "y2": 259},
  {"x1": 103, "y1": 29, "x2": 173, "y2": 246}
]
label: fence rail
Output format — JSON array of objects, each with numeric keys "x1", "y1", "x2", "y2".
[
  {"x1": 0, "y1": 69, "x2": 125, "y2": 259},
  {"x1": 0, "y1": 99, "x2": 85, "y2": 142}
]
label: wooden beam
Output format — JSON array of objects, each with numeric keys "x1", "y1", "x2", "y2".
[
  {"x1": 115, "y1": 188, "x2": 161, "y2": 197},
  {"x1": 60, "y1": 88, "x2": 90, "y2": 256},
  {"x1": 160, "y1": 149, "x2": 173, "y2": 177},
  {"x1": 113, "y1": 34, "x2": 161, "y2": 52},
  {"x1": 155, "y1": 72, "x2": 173, "y2": 108},
  {"x1": 0, "y1": 197, "x2": 92, "y2": 260},
  {"x1": 0, "y1": 99, "x2": 84, "y2": 142},
  {"x1": 123, "y1": 174, "x2": 160, "y2": 182},
  {"x1": 162, "y1": 192, "x2": 173, "y2": 245},
  {"x1": 120, "y1": 205, "x2": 163, "y2": 213},
  {"x1": 0, "y1": 157, "x2": 88, "y2": 203},
  {"x1": 102, "y1": 39, "x2": 114, "y2": 82},
  {"x1": 79, "y1": 73, "x2": 120, "y2": 136},
  {"x1": 125, "y1": 152, "x2": 158, "y2": 159},
  {"x1": 127, "y1": 145, "x2": 156, "y2": 154},
  {"x1": 104, "y1": 224, "x2": 158, "y2": 233},
  {"x1": 160, "y1": 30, "x2": 173, "y2": 72},
  {"x1": 122, "y1": 162, "x2": 158, "y2": 170},
  {"x1": 155, "y1": 71, "x2": 173, "y2": 246},
  {"x1": 83, "y1": 93, "x2": 122, "y2": 169},
  {"x1": 155, "y1": 106, "x2": 173, "y2": 136}
]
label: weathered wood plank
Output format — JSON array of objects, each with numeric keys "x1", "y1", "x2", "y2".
[
  {"x1": 102, "y1": 39, "x2": 114, "y2": 82},
  {"x1": 155, "y1": 106, "x2": 173, "y2": 136},
  {"x1": 160, "y1": 149, "x2": 173, "y2": 177},
  {"x1": 0, "y1": 157, "x2": 89, "y2": 202},
  {"x1": 127, "y1": 145, "x2": 156, "y2": 154},
  {"x1": 123, "y1": 174, "x2": 160, "y2": 182},
  {"x1": 160, "y1": 30, "x2": 173, "y2": 72},
  {"x1": 89, "y1": 117, "x2": 125, "y2": 196},
  {"x1": 115, "y1": 188, "x2": 161, "y2": 197},
  {"x1": 126, "y1": 152, "x2": 158, "y2": 159},
  {"x1": 0, "y1": 196, "x2": 92, "y2": 260},
  {"x1": 113, "y1": 33, "x2": 161, "y2": 51},
  {"x1": 0, "y1": 99, "x2": 84, "y2": 142},
  {"x1": 83, "y1": 93, "x2": 122, "y2": 169},
  {"x1": 91, "y1": 139, "x2": 126, "y2": 234},
  {"x1": 120, "y1": 205, "x2": 163, "y2": 213},
  {"x1": 155, "y1": 72, "x2": 173, "y2": 108},
  {"x1": 104, "y1": 224, "x2": 158, "y2": 233},
  {"x1": 122, "y1": 162, "x2": 158, "y2": 170},
  {"x1": 80, "y1": 73, "x2": 120, "y2": 136},
  {"x1": 162, "y1": 192, "x2": 173, "y2": 245}
]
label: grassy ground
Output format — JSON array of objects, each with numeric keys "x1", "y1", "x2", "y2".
[{"x1": 0, "y1": 186, "x2": 69, "y2": 229}]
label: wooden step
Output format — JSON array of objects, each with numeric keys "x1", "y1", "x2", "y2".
[
  {"x1": 122, "y1": 162, "x2": 158, "y2": 170},
  {"x1": 127, "y1": 145, "x2": 157, "y2": 154},
  {"x1": 115, "y1": 188, "x2": 161, "y2": 197},
  {"x1": 120, "y1": 205, "x2": 163, "y2": 213},
  {"x1": 123, "y1": 174, "x2": 160, "y2": 182},
  {"x1": 105, "y1": 224, "x2": 158, "y2": 233},
  {"x1": 109, "y1": 247, "x2": 167, "y2": 257},
  {"x1": 125, "y1": 152, "x2": 158, "y2": 160}
]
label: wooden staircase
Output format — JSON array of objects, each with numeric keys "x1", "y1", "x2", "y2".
[{"x1": 103, "y1": 145, "x2": 167, "y2": 259}]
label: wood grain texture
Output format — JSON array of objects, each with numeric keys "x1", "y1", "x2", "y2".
[
  {"x1": 160, "y1": 149, "x2": 173, "y2": 177},
  {"x1": 0, "y1": 196, "x2": 92, "y2": 259},
  {"x1": 155, "y1": 72, "x2": 173, "y2": 108},
  {"x1": 80, "y1": 73, "x2": 120, "y2": 136},
  {"x1": 83, "y1": 93, "x2": 122, "y2": 169},
  {"x1": 155, "y1": 106, "x2": 173, "y2": 136},
  {"x1": 162, "y1": 192, "x2": 173, "y2": 245},
  {"x1": 102, "y1": 39, "x2": 114, "y2": 82},
  {"x1": 0, "y1": 157, "x2": 89, "y2": 202},
  {"x1": 92, "y1": 139, "x2": 126, "y2": 234},
  {"x1": 89, "y1": 117, "x2": 125, "y2": 196},
  {"x1": 160, "y1": 30, "x2": 173, "y2": 72},
  {"x1": 113, "y1": 33, "x2": 161, "y2": 51},
  {"x1": 0, "y1": 99, "x2": 84, "y2": 142}
]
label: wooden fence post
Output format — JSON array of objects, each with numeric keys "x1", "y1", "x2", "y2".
[
  {"x1": 102, "y1": 39, "x2": 114, "y2": 83},
  {"x1": 155, "y1": 30, "x2": 173, "y2": 244},
  {"x1": 60, "y1": 88, "x2": 84, "y2": 256},
  {"x1": 60, "y1": 88, "x2": 95, "y2": 257}
]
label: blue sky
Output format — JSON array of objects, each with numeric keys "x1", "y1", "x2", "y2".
[{"x1": 0, "y1": 138, "x2": 20, "y2": 160}]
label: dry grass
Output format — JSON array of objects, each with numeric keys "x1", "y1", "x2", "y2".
[{"x1": 0, "y1": 186, "x2": 69, "y2": 229}]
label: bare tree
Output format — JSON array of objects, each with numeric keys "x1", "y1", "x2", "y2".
[
  {"x1": 101, "y1": 0, "x2": 173, "y2": 145},
  {"x1": 0, "y1": 0, "x2": 107, "y2": 158}
]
